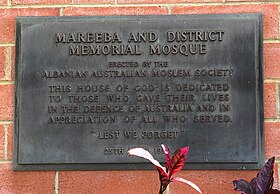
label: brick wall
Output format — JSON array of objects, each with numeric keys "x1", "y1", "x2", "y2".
[{"x1": 0, "y1": 0, "x2": 279, "y2": 193}]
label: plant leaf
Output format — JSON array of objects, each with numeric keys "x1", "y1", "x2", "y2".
[
  {"x1": 128, "y1": 148, "x2": 167, "y2": 175},
  {"x1": 128, "y1": 148, "x2": 170, "y2": 194},
  {"x1": 233, "y1": 179, "x2": 254, "y2": 194},
  {"x1": 159, "y1": 175, "x2": 170, "y2": 194},
  {"x1": 249, "y1": 178, "x2": 257, "y2": 194},
  {"x1": 172, "y1": 177, "x2": 202, "y2": 194},
  {"x1": 255, "y1": 157, "x2": 275, "y2": 193},
  {"x1": 169, "y1": 146, "x2": 189, "y2": 177},
  {"x1": 161, "y1": 144, "x2": 171, "y2": 171},
  {"x1": 264, "y1": 189, "x2": 280, "y2": 194}
]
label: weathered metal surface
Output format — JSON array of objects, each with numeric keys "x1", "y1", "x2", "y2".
[{"x1": 13, "y1": 14, "x2": 264, "y2": 170}]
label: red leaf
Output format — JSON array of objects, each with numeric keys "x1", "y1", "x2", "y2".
[
  {"x1": 158, "y1": 174, "x2": 170, "y2": 194},
  {"x1": 161, "y1": 144, "x2": 171, "y2": 171},
  {"x1": 128, "y1": 147, "x2": 170, "y2": 193},
  {"x1": 128, "y1": 146, "x2": 194, "y2": 194},
  {"x1": 169, "y1": 146, "x2": 189, "y2": 177}
]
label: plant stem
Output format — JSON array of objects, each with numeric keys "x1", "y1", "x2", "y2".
[
  {"x1": 159, "y1": 184, "x2": 170, "y2": 194},
  {"x1": 159, "y1": 183, "x2": 163, "y2": 194}
]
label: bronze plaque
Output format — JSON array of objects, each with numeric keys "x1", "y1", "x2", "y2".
[{"x1": 14, "y1": 14, "x2": 264, "y2": 170}]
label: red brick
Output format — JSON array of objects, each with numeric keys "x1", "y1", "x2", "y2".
[
  {"x1": 265, "y1": 122, "x2": 280, "y2": 158},
  {"x1": 274, "y1": 161, "x2": 279, "y2": 189},
  {"x1": 11, "y1": 0, "x2": 71, "y2": 5},
  {"x1": 227, "y1": 0, "x2": 279, "y2": 1},
  {"x1": 0, "y1": 47, "x2": 6, "y2": 80},
  {"x1": 59, "y1": 170, "x2": 159, "y2": 194},
  {"x1": 73, "y1": 0, "x2": 114, "y2": 3},
  {"x1": 264, "y1": 43, "x2": 280, "y2": 79},
  {"x1": 0, "y1": 84, "x2": 14, "y2": 120},
  {"x1": 119, "y1": 0, "x2": 222, "y2": 3},
  {"x1": 0, "y1": 163, "x2": 54, "y2": 193},
  {"x1": 170, "y1": 170, "x2": 259, "y2": 194},
  {"x1": 172, "y1": 4, "x2": 278, "y2": 39},
  {"x1": 264, "y1": 83, "x2": 276, "y2": 118},
  {"x1": 64, "y1": 6, "x2": 169, "y2": 16},
  {"x1": 0, "y1": 125, "x2": 4, "y2": 159},
  {"x1": 7, "y1": 124, "x2": 13, "y2": 160},
  {"x1": 0, "y1": 0, "x2": 7, "y2": 5},
  {"x1": 0, "y1": 8, "x2": 60, "y2": 43}
]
